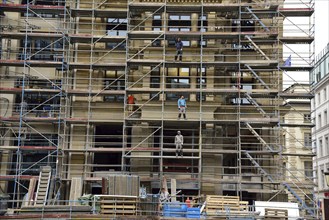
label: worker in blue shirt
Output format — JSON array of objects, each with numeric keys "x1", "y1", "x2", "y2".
[
  {"x1": 174, "y1": 38, "x2": 183, "y2": 62},
  {"x1": 177, "y1": 95, "x2": 187, "y2": 120}
]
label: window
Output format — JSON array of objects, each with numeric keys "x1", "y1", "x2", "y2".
[
  {"x1": 152, "y1": 15, "x2": 162, "y2": 31},
  {"x1": 325, "y1": 110, "x2": 328, "y2": 125},
  {"x1": 166, "y1": 67, "x2": 190, "y2": 100},
  {"x1": 168, "y1": 15, "x2": 191, "y2": 46},
  {"x1": 150, "y1": 66, "x2": 160, "y2": 98},
  {"x1": 232, "y1": 84, "x2": 252, "y2": 104},
  {"x1": 318, "y1": 92, "x2": 321, "y2": 105},
  {"x1": 198, "y1": 15, "x2": 208, "y2": 32},
  {"x1": 304, "y1": 114, "x2": 311, "y2": 123},
  {"x1": 319, "y1": 138, "x2": 323, "y2": 157},
  {"x1": 107, "y1": 18, "x2": 127, "y2": 49},
  {"x1": 304, "y1": 194, "x2": 314, "y2": 208},
  {"x1": 19, "y1": 133, "x2": 58, "y2": 147},
  {"x1": 304, "y1": 133, "x2": 312, "y2": 148},
  {"x1": 318, "y1": 114, "x2": 322, "y2": 128},
  {"x1": 107, "y1": 18, "x2": 127, "y2": 36},
  {"x1": 316, "y1": 72, "x2": 321, "y2": 82},
  {"x1": 19, "y1": 38, "x2": 63, "y2": 61},
  {"x1": 325, "y1": 136, "x2": 329, "y2": 157},
  {"x1": 324, "y1": 88, "x2": 327, "y2": 101},
  {"x1": 22, "y1": 0, "x2": 64, "y2": 6},
  {"x1": 304, "y1": 161, "x2": 313, "y2": 179},
  {"x1": 104, "y1": 70, "x2": 125, "y2": 102},
  {"x1": 15, "y1": 78, "x2": 62, "y2": 89},
  {"x1": 232, "y1": 19, "x2": 255, "y2": 32},
  {"x1": 320, "y1": 168, "x2": 325, "y2": 189},
  {"x1": 15, "y1": 92, "x2": 60, "y2": 116},
  {"x1": 196, "y1": 67, "x2": 206, "y2": 101},
  {"x1": 148, "y1": 14, "x2": 165, "y2": 44}
]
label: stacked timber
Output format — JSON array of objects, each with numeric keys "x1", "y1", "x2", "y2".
[
  {"x1": 100, "y1": 195, "x2": 139, "y2": 216},
  {"x1": 100, "y1": 174, "x2": 140, "y2": 215},
  {"x1": 19, "y1": 205, "x2": 92, "y2": 214},
  {"x1": 264, "y1": 208, "x2": 288, "y2": 220},
  {"x1": 205, "y1": 195, "x2": 249, "y2": 217}
]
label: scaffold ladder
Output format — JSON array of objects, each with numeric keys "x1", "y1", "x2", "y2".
[
  {"x1": 282, "y1": 182, "x2": 315, "y2": 216},
  {"x1": 244, "y1": 93, "x2": 269, "y2": 117},
  {"x1": 245, "y1": 7, "x2": 270, "y2": 32},
  {"x1": 245, "y1": 122, "x2": 274, "y2": 152},
  {"x1": 244, "y1": 151, "x2": 274, "y2": 183},
  {"x1": 245, "y1": 36, "x2": 270, "y2": 60},
  {"x1": 245, "y1": 64, "x2": 270, "y2": 90},
  {"x1": 34, "y1": 166, "x2": 52, "y2": 206}
]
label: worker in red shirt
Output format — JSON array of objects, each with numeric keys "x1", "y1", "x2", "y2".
[{"x1": 127, "y1": 94, "x2": 135, "y2": 112}]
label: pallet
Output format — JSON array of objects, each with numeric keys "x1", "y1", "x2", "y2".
[
  {"x1": 206, "y1": 195, "x2": 249, "y2": 216},
  {"x1": 265, "y1": 208, "x2": 288, "y2": 220},
  {"x1": 100, "y1": 195, "x2": 139, "y2": 216}
]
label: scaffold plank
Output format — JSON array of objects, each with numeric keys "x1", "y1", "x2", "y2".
[
  {"x1": 70, "y1": 8, "x2": 127, "y2": 18},
  {"x1": 279, "y1": 8, "x2": 314, "y2": 17},
  {"x1": 0, "y1": 3, "x2": 65, "y2": 13},
  {"x1": 280, "y1": 36, "x2": 314, "y2": 44}
]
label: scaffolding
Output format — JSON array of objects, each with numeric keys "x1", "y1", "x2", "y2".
[{"x1": 0, "y1": 0, "x2": 317, "y2": 218}]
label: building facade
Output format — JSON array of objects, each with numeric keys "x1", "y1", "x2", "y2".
[
  {"x1": 311, "y1": 43, "x2": 329, "y2": 204},
  {"x1": 282, "y1": 84, "x2": 314, "y2": 210},
  {"x1": 0, "y1": 0, "x2": 316, "y2": 217}
]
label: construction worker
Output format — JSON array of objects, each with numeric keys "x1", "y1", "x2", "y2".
[
  {"x1": 175, "y1": 131, "x2": 184, "y2": 157},
  {"x1": 127, "y1": 94, "x2": 135, "y2": 112},
  {"x1": 158, "y1": 188, "x2": 169, "y2": 214},
  {"x1": 174, "y1": 38, "x2": 183, "y2": 62},
  {"x1": 177, "y1": 95, "x2": 187, "y2": 120},
  {"x1": 20, "y1": 100, "x2": 28, "y2": 116}
]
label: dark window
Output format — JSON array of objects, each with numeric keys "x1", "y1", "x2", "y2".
[
  {"x1": 304, "y1": 114, "x2": 311, "y2": 123},
  {"x1": 19, "y1": 38, "x2": 64, "y2": 61},
  {"x1": 107, "y1": 18, "x2": 127, "y2": 33},
  {"x1": 232, "y1": 84, "x2": 252, "y2": 104},
  {"x1": 20, "y1": 0, "x2": 64, "y2": 17},
  {"x1": 168, "y1": 15, "x2": 191, "y2": 29},
  {"x1": 168, "y1": 15, "x2": 191, "y2": 46},
  {"x1": 232, "y1": 19, "x2": 255, "y2": 32},
  {"x1": 196, "y1": 67, "x2": 206, "y2": 101},
  {"x1": 104, "y1": 70, "x2": 125, "y2": 102},
  {"x1": 304, "y1": 133, "x2": 312, "y2": 148},
  {"x1": 241, "y1": 19, "x2": 255, "y2": 32},
  {"x1": 16, "y1": 133, "x2": 58, "y2": 147},
  {"x1": 304, "y1": 161, "x2": 313, "y2": 179},
  {"x1": 166, "y1": 68, "x2": 190, "y2": 100},
  {"x1": 107, "y1": 18, "x2": 127, "y2": 49},
  {"x1": 150, "y1": 66, "x2": 160, "y2": 98},
  {"x1": 198, "y1": 15, "x2": 208, "y2": 32},
  {"x1": 15, "y1": 78, "x2": 61, "y2": 89},
  {"x1": 15, "y1": 92, "x2": 60, "y2": 115},
  {"x1": 21, "y1": 0, "x2": 65, "y2": 6},
  {"x1": 152, "y1": 15, "x2": 162, "y2": 31}
]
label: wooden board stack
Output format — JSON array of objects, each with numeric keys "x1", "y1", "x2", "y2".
[{"x1": 205, "y1": 195, "x2": 249, "y2": 216}]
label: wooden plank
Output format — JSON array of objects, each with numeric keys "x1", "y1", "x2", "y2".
[
  {"x1": 100, "y1": 210, "x2": 136, "y2": 214},
  {"x1": 100, "y1": 205, "x2": 136, "y2": 209},
  {"x1": 206, "y1": 211, "x2": 251, "y2": 216},
  {"x1": 102, "y1": 177, "x2": 108, "y2": 195},
  {"x1": 25, "y1": 177, "x2": 37, "y2": 206},
  {"x1": 265, "y1": 208, "x2": 288, "y2": 219},
  {"x1": 69, "y1": 177, "x2": 82, "y2": 206},
  {"x1": 108, "y1": 176, "x2": 115, "y2": 195},
  {"x1": 170, "y1": 179, "x2": 177, "y2": 202},
  {"x1": 206, "y1": 195, "x2": 240, "y2": 200}
]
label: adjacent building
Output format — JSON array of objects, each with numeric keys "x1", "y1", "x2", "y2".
[{"x1": 310, "y1": 43, "x2": 329, "y2": 203}]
